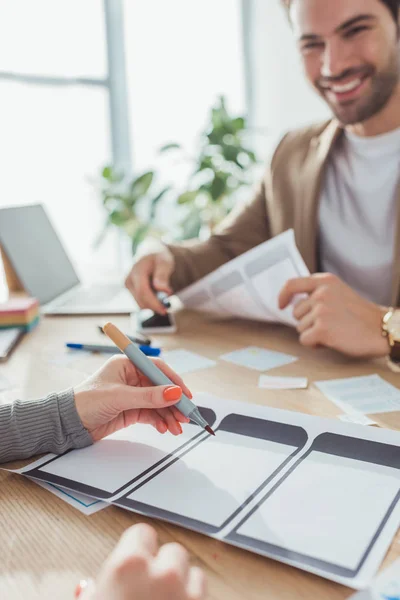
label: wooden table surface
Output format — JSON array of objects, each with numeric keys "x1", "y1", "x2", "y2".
[{"x1": 0, "y1": 310, "x2": 399, "y2": 600}]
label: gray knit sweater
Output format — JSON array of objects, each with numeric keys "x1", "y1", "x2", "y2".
[{"x1": 0, "y1": 389, "x2": 93, "y2": 463}]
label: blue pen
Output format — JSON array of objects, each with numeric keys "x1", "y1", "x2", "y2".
[{"x1": 66, "y1": 343, "x2": 161, "y2": 357}]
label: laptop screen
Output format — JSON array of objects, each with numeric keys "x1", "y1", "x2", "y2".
[{"x1": 0, "y1": 204, "x2": 80, "y2": 304}]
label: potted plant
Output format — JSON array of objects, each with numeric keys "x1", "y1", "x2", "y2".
[
  {"x1": 161, "y1": 96, "x2": 258, "y2": 239},
  {"x1": 93, "y1": 166, "x2": 170, "y2": 255}
]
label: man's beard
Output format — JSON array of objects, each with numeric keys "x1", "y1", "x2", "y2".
[{"x1": 316, "y1": 49, "x2": 400, "y2": 125}]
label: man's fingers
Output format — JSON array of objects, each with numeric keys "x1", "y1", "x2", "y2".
[
  {"x1": 293, "y1": 297, "x2": 313, "y2": 321},
  {"x1": 279, "y1": 277, "x2": 319, "y2": 309},
  {"x1": 126, "y1": 258, "x2": 167, "y2": 314},
  {"x1": 296, "y1": 310, "x2": 315, "y2": 334},
  {"x1": 299, "y1": 325, "x2": 321, "y2": 348},
  {"x1": 152, "y1": 256, "x2": 174, "y2": 294},
  {"x1": 135, "y1": 276, "x2": 167, "y2": 315}
]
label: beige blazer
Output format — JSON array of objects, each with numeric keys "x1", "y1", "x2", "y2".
[{"x1": 168, "y1": 119, "x2": 400, "y2": 307}]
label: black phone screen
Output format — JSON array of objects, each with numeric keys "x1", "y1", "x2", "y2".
[{"x1": 139, "y1": 311, "x2": 174, "y2": 329}]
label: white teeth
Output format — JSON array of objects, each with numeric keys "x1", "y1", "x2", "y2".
[{"x1": 331, "y1": 79, "x2": 362, "y2": 93}]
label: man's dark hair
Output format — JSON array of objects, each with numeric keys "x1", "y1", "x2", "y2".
[{"x1": 281, "y1": 0, "x2": 400, "y2": 22}]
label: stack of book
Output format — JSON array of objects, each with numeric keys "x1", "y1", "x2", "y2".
[{"x1": 0, "y1": 298, "x2": 40, "y2": 332}]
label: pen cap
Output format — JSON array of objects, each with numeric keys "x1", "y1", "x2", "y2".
[{"x1": 103, "y1": 323, "x2": 131, "y2": 352}]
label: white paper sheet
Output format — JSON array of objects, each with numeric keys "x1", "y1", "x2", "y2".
[
  {"x1": 315, "y1": 375, "x2": 400, "y2": 415},
  {"x1": 126, "y1": 435, "x2": 297, "y2": 528},
  {"x1": 12, "y1": 393, "x2": 400, "y2": 590},
  {"x1": 33, "y1": 479, "x2": 107, "y2": 515},
  {"x1": 259, "y1": 376, "x2": 308, "y2": 390},
  {"x1": 236, "y1": 454, "x2": 398, "y2": 570},
  {"x1": 161, "y1": 349, "x2": 217, "y2": 375},
  {"x1": 221, "y1": 347, "x2": 297, "y2": 372},
  {"x1": 36, "y1": 419, "x2": 212, "y2": 496},
  {"x1": 178, "y1": 230, "x2": 310, "y2": 326}
]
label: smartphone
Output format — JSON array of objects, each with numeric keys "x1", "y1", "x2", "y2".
[{"x1": 135, "y1": 309, "x2": 177, "y2": 334}]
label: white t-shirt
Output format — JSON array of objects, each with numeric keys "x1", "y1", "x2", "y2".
[{"x1": 318, "y1": 126, "x2": 400, "y2": 306}]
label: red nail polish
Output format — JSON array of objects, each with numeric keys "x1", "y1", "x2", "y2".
[
  {"x1": 163, "y1": 386, "x2": 182, "y2": 402},
  {"x1": 75, "y1": 580, "x2": 88, "y2": 599}
]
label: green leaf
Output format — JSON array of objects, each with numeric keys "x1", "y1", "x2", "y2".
[
  {"x1": 131, "y1": 224, "x2": 150, "y2": 255},
  {"x1": 159, "y1": 143, "x2": 182, "y2": 153},
  {"x1": 149, "y1": 186, "x2": 171, "y2": 219},
  {"x1": 177, "y1": 190, "x2": 198, "y2": 205},
  {"x1": 103, "y1": 193, "x2": 125, "y2": 206},
  {"x1": 196, "y1": 156, "x2": 214, "y2": 172},
  {"x1": 210, "y1": 173, "x2": 228, "y2": 201},
  {"x1": 180, "y1": 207, "x2": 202, "y2": 240},
  {"x1": 243, "y1": 149, "x2": 258, "y2": 163},
  {"x1": 231, "y1": 117, "x2": 245, "y2": 132},
  {"x1": 102, "y1": 166, "x2": 113, "y2": 179},
  {"x1": 221, "y1": 144, "x2": 241, "y2": 164},
  {"x1": 109, "y1": 210, "x2": 129, "y2": 226},
  {"x1": 129, "y1": 171, "x2": 154, "y2": 202},
  {"x1": 102, "y1": 165, "x2": 124, "y2": 183},
  {"x1": 122, "y1": 217, "x2": 139, "y2": 238}
]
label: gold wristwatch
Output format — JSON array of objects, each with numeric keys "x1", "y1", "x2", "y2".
[{"x1": 382, "y1": 308, "x2": 400, "y2": 371}]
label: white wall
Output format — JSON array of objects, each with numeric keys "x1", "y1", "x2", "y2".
[{"x1": 247, "y1": 0, "x2": 330, "y2": 159}]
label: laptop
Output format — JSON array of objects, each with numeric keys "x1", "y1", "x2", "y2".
[{"x1": 0, "y1": 204, "x2": 137, "y2": 315}]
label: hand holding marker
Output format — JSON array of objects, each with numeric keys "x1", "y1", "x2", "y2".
[{"x1": 103, "y1": 322, "x2": 215, "y2": 436}]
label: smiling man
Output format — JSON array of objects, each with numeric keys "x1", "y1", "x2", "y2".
[{"x1": 126, "y1": 0, "x2": 400, "y2": 361}]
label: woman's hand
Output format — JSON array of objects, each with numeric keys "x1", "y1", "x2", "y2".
[
  {"x1": 74, "y1": 355, "x2": 192, "y2": 441},
  {"x1": 76, "y1": 524, "x2": 206, "y2": 600}
]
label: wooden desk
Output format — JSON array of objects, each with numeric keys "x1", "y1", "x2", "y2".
[{"x1": 1, "y1": 311, "x2": 399, "y2": 600}]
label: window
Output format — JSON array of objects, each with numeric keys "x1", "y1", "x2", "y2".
[{"x1": 0, "y1": 0, "x2": 245, "y2": 282}]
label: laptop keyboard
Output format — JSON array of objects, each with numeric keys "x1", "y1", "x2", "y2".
[{"x1": 58, "y1": 285, "x2": 125, "y2": 307}]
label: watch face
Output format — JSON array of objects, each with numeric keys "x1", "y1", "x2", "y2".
[{"x1": 388, "y1": 311, "x2": 400, "y2": 338}]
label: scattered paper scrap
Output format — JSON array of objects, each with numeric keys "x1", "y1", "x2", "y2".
[
  {"x1": 258, "y1": 375, "x2": 308, "y2": 390},
  {"x1": 315, "y1": 374, "x2": 400, "y2": 415},
  {"x1": 339, "y1": 414, "x2": 378, "y2": 427},
  {"x1": 221, "y1": 347, "x2": 297, "y2": 372},
  {"x1": 162, "y1": 349, "x2": 217, "y2": 375},
  {"x1": 349, "y1": 558, "x2": 400, "y2": 599}
]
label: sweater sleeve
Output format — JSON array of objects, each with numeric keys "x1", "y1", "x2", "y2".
[{"x1": 0, "y1": 389, "x2": 93, "y2": 463}]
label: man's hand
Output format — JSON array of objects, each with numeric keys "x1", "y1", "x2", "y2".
[
  {"x1": 125, "y1": 247, "x2": 175, "y2": 315},
  {"x1": 74, "y1": 356, "x2": 192, "y2": 441},
  {"x1": 279, "y1": 273, "x2": 389, "y2": 358},
  {"x1": 77, "y1": 524, "x2": 206, "y2": 600}
]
